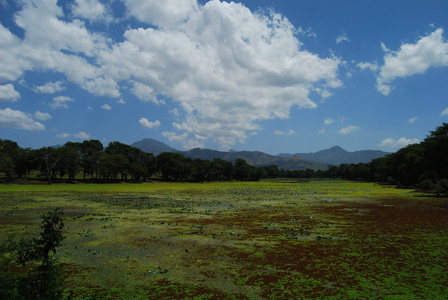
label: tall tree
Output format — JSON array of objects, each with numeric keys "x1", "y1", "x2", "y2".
[{"x1": 80, "y1": 140, "x2": 103, "y2": 180}]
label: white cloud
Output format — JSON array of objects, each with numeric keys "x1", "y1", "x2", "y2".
[
  {"x1": 0, "y1": 23, "x2": 25, "y2": 82},
  {"x1": 336, "y1": 32, "x2": 349, "y2": 44},
  {"x1": 105, "y1": 1, "x2": 341, "y2": 149},
  {"x1": 34, "y1": 111, "x2": 52, "y2": 121},
  {"x1": 441, "y1": 108, "x2": 448, "y2": 116},
  {"x1": 318, "y1": 129, "x2": 326, "y2": 134},
  {"x1": 139, "y1": 118, "x2": 161, "y2": 129},
  {"x1": 324, "y1": 117, "x2": 335, "y2": 125},
  {"x1": 34, "y1": 81, "x2": 65, "y2": 94},
  {"x1": 407, "y1": 116, "x2": 418, "y2": 124},
  {"x1": 125, "y1": 0, "x2": 198, "y2": 28},
  {"x1": 0, "y1": 84, "x2": 20, "y2": 102},
  {"x1": 357, "y1": 61, "x2": 379, "y2": 72},
  {"x1": 71, "y1": 0, "x2": 111, "y2": 22},
  {"x1": 83, "y1": 77, "x2": 120, "y2": 98},
  {"x1": 379, "y1": 137, "x2": 420, "y2": 150},
  {"x1": 101, "y1": 104, "x2": 112, "y2": 110},
  {"x1": 0, "y1": 0, "x2": 109, "y2": 92},
  {"x1": 1, "y1": 0, "x2": 342, "y2": 150},
  {"x1": 56, "y1": 133, "x2": 71, "y2": 139},
  {"x1": 274, "y1": 129, "x2": 296, "y2": 136},
  {"x1": 338, "y1": 125, "x2": 361, "y2": 135},
  {"x1": 50, "y1": 96, "x2": 75, "y2": 109},
  {"x1": 377, "y1": 28, "x2": 448, "y2": 95},
  {"x1": 74, "y1": 131, "x2": 91, "y2": 139},
  {"x1": 0, "y1": 108, "x2": 45, "y2": 131},
  {"x1": 131, "y1": 82, "x2": 161, "y2": 104}
]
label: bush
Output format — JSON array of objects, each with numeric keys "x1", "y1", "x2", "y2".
[
  {"x1": 416, "y1": 179, "x2": 436, "y2": 191},
  {"x1": 0, "y1": 208, "x2": 66, "y2": 299}
]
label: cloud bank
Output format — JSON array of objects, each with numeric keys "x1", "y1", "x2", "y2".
[{"x1": 0, "y1": 0, "x2": 341, "y2": 149}]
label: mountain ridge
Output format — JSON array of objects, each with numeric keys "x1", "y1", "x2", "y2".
[
  {"x1": 131, "y1": 139, "x2": 389, "y2": 170},
  {"x1": 278, "y1": 145, "x2": 390, "y2": 165}
]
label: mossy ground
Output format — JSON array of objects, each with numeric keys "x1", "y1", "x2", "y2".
[{"x1": 1, "y1": 181, "x2": 447, "y2": 299}]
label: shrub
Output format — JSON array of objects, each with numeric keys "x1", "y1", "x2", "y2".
[{"x1": 0, "y1": 208, "x2": 66, "y2": 299}]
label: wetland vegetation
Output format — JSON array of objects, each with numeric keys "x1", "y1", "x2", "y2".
[{"x1": 1, "y1": 181, "x2": 447, "y2": 299}]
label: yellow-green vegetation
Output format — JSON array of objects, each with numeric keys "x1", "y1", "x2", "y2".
[{"x1": 1, "y1": 181, "x2": 447, "y2": 299}]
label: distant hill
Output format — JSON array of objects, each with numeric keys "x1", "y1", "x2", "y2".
[
  {"x1": 131, "y1": 139, "x2": 389, "y2": 169},
  {"x1": 278, "y1": 146, "x2": 389, "y2": 165},
  {"x1": 131, "y1": 139, "x2": 327, "y2": 170},
  {"x1": 131, "y1": 138, "x2": 179, "y2": 155},
  {"x1": 183, "y1": 148, "x2": 328, "y2": 170}
]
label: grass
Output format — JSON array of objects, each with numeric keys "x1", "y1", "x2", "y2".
[{"x1": 1, "y1": 181, "x2": 447, "y2": 299}]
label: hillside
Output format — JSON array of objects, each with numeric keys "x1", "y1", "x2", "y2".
[
  {"x1": 131, "y1": 139, "x2": 389, "y2": 170},
  {"x1": 278, "y1": 146, "x2": 389, "y2": 165},
  {"x1": 131, "y1": 139, "x2": 327, "y2": 170},
  {"x1": 131, "y1": 138, "x2": 179, "y2": 155}
]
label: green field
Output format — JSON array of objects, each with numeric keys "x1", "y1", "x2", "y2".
[{"x1": 1, "y1": 181, "x2": 447, "y2": 299}]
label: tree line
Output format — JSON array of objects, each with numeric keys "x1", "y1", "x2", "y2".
[
  {"x1": 0, "y1": 139, "x2": 274, "y2": 183},
  {"x1": 326, "y1": 122, "x2": 448, "y2": 194},
  {"x1": 1, "y1": 123, "x2": 447, "y2": 192}
]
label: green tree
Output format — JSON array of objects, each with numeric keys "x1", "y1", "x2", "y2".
[
  {"x1": 80, "y1": 140, "x2": 103, "y2": 180},
  {"x1": 422, "y1": 122, "x2": 448, "y2": 181},
  {"x1": 0, "y1": 139, "x2": 20, "y2": 180}
]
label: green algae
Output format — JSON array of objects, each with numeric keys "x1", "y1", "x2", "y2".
[{"x1": 1, "y1": 181, "x2": 447, "y2": 299}]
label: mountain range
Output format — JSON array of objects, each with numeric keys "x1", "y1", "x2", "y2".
[
  {"x1": 278, "y1": 146, "x2": 390, "y2": 165},
  {"x1": 131, "y1": 138, "x2": 390, "y2": 170}
]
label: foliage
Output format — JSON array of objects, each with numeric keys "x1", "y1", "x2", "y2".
[
  {"x1": 0, "y1": 208, "x2": 66, "y2": 299},
  {"x1": 323, "y1": 123, "x2": 448, "y2": 194},
  {"x1": 1, "y1": 123, "x2": 448, "y2": 189}
]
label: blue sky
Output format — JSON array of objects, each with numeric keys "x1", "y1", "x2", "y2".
[{"x1": 1, "y1": 0, "x2": 448, "y2": 154}]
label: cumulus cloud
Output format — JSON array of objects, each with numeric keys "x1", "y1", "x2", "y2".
[
  {"x1": 74, "y1": 131, "x2": 91, "y2": 139},
  {"x1": 0, "y1": 84, "x2": 20, "y2": 102},
  {"x1": 1, "y1": 0, "x2": 342, "y2": 150},
  {"x1": 109, "y1": 1, "x2": 340, "y2": 149},
  {"x1": 139, "y1": 117, "x2": 161, "y2": 129},
  {"x1": 34, "y1": 81, "x2": 65, "y2": 94},
  {"x1": 357, "y1": 61, "x2": 379, "y2": 72},
  {"x1": 1, "y1": 0, "x2": 109, "y2": 91},
  {"x1": 125, "y1": 0, "x2": 198, "y2": 28},
  {"x1": 34, "y1": 111, "x2": 52, "y2": 121},
  {"x1": 338, "y1": 125, "x2": 361, "y2": 135},
  {"x1": 101, "y1": 104, "x2": 112, "y2": 110},
  {"x1": 379, "y1": 137, "x2": 420, "y2": 150},
  {"x1": 441, "y1": 108, "x2": 448, "y2": 117},
  {"x1": 50, "y1": 96, "x2": 75, "y2": 109},
  {"x1": 71, "y1": 0, "x2": 111, "y2": 22},
  {"x1": 131, "y1": 82, "x2": 161, "y2": 104},
  {"x1": 274, "y1": 129, "x2": 296, "y2": 136},
  {"x1": 376, "y1": 28, "x2": 448, "y2": 95},
  {"x1": 0, "y1": 108, "x2": 45, "y2": 131}
]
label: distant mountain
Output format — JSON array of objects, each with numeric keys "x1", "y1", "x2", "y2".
[
  {"x1": 131, "y1": 138, "x2": 179, "y2": 155},
  {"x1": 131, "y1": 139, "x2": 327, "y2": 170},
  {"x1": 278, "y1": 146, "x2": 389, "y2": 165},
  {"x1": 131, "y1": 139, "x2": 389, "y2": 169},
  {"x1": 183, "y1": 148, "x2": 328, "y2": 170}
]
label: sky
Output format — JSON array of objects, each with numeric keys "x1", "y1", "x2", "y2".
[{"x1": 1, "y1": 0, "x2": 448, "y2": 155}]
